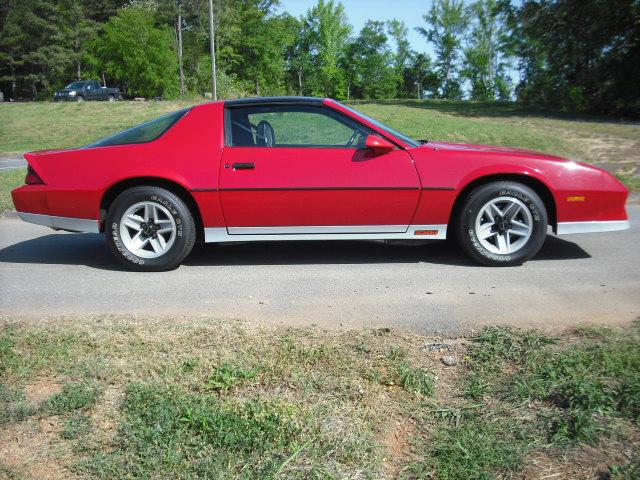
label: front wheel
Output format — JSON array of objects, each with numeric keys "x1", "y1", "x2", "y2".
[
  {"x1": 106, "y1": 186, "x2": 196, "y2": 271},
  {"x1": 456, "y1": 181, "x2": 548, "y2": 266}
]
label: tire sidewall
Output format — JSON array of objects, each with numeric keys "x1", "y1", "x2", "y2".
[
  {"x1": 106, "y1": 187, "x2": 194, "y2": 271},
  {"x1": 458, "y1": 182, "x2": 548, "y2": 266}
]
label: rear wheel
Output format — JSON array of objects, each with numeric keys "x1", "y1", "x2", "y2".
[
  {"x1": 75, "y1": 95, "x2": 84, "y2": 102},
  {"x1": 106, "y1": 186, "x2": 196, "y2": 271},
  {"x1": 107, "y1": 94, "x2": 115, "y2": 102},
  {"x1": 456, "y1": 181, "x2": 547, "y2": 266}
]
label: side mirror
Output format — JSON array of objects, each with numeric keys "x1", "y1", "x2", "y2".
[{"x1": 365, "y1": 135, "x2": 395, "y2": 153}]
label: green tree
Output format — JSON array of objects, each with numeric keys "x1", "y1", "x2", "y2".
[
  {"x1": 56, "y1": 0, "x2": 98, "y2": 81},
  {"x1": 301, "y1": 0, "x2": 351, "y2": 98},
  {"x1": 512, "y1": 0, "x2": 640, "y2": 116},
  {"x1": 462, "y1": 0, "x2": 512, "y2": 100},
  {"x1": 346, "y1": 20, "x2": 397, "y2": 99},
  {"x1": 90, "y1": 6, "x2": 178, "y2": 98},
  {"x1": 0, "y1": 0, "x2": 70, "y2": 100},
  {"x1": 387, "y1": 19, "x2": 414, "y2": 97},
  {"x1": 417, "y1": 0, "x2": 469, "y2": 99}
]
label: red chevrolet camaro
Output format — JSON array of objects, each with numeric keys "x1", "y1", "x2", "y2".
[{"x1": 12, "y1": 97, "x2": 630, "y2": 271}]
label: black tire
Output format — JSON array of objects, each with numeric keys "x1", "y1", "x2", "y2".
[
  {"x1": 106, "y1": 186, "x2": 196, "y2": 271},
  {"x1": 76, "y1": 95, "x2": 84, "y2": 102},
  {"x1": 456, "y1": 181, "x2": 548, "y2": 266},
  {"x1": 107, "y1": 94, "x2": 115, "y2": 102}
]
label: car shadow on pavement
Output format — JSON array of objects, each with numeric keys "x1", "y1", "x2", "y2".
[{"x1": 0, "y1": 232, "x2": 590, "y2": 270}]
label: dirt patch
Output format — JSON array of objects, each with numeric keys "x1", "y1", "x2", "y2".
[
  {"x1": 24, "y1": 378, "x2": 62, "y2": 405},
  {"x1": 382, "y1": 417, "x2": 417, "y2": 477},
  {"x1": 0, "y1": 417, "x2": 78, "y2": 480},
  {"x1": 519, "y1": 432, "x2": 640, "y2": 480}
]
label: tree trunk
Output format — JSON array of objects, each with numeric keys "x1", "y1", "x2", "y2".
[
  {"x1": 102, "y1": 72, "x2": 106, "y2": 87},
  {"x1": 256, "y1": 77, "x2": 260, "y2": 96},
  {"x1": 177, "y1": 13, "x2": 185, "y2": 97},
  {"x1": 298, "y1": 67, "x2": 303, "y2": 96}
]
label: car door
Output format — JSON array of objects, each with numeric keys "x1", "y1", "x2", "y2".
[{"x1": 219, "y1": 103, "x2": 421, "y2": 234}]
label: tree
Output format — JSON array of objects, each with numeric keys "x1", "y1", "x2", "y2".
[
  {"x1": 346, "y1": 20, "x2": 397, "y2": 99},
  {"x1": 511, "y1": 0, "x2": 640, "y2": 116},
  {"x1": 387, "y1": 19, "x2": 414, "y2": 97},
  {"x1": 462, "y1": 0, "x2": 512, "y2": 100},
  {"x1": 90, "y1": 6, "x2": 178, "y2": 98},
  {"x1": 0, "y1": 0, "x2": 69, "y2": 100},
  {"x1": 417, "y1": 0, "x2": 469, "y2": 99},
  {"x1": 301, "y1": 0, "x2": 351, "y2": 98},
  {"x1": 56, "y1": 0, "x2": 98, "y2": 81}
]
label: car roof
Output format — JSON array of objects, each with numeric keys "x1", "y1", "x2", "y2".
[{"x1": 224, "y1": 96, "x2": 326, "y2": 107}]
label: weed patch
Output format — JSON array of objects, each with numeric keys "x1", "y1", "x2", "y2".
[
  {"x1": 82, "y1": 383, "x2": 303, "y2": 478},
  {"x1": 43, "y1": 380, "x2": 101, "y2": 415}
]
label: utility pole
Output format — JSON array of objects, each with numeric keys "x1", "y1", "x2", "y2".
[{"x1": 208, "y1": 0, "x2": 217, "y2": 100}]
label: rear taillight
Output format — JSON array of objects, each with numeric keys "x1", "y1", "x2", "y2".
[{"x1": 25, "y1": 165, "x2": 44, "y2": 185}]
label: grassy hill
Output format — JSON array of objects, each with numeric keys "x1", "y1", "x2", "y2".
[{"x1": 1, "y1": 99, "x2": 638, "y2": 190}]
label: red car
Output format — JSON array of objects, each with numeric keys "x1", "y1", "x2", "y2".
[{"x1": 12, "y1": 97, "x2": 630, "y2": 271}]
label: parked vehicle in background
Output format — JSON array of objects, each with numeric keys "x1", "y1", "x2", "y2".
[{"x1": 54, "y1": 80, "x2": 122, "y2": 102}]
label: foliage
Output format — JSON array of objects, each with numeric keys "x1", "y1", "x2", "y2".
[
  {"x1": 42, "y1": 380, "x2": 101, "y2": 414},
  {"x1": 0, "y1": 0, "x2": 638, "y2": 115},
  {"x1": 417, "y1": 0, "x2": 469, "y2": 99},
  {"x1": 81, "y1": 383, "x2": 303, "y2": 478},
  {"x1": 89, "y1": 6, "x2": 178, "y2": 98},
  {"x1": 510, "y1": 0, "x2": 640, "y2": 116}
]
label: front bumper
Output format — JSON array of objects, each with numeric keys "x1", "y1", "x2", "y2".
[
  {"x1": 556, "y1": 220, "x2": 630, "y2": 234},
  {"x1": 18, "y1": 212, "x2": 99, "y2": 233}
]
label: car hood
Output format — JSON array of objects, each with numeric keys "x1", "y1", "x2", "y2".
[{"x1": 419, "y1": 141, "x2": 571, "y2": 163}]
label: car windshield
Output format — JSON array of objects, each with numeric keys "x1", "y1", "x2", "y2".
[
  {"x1": 65, "y1": 82, "x2": 86, "y2": 89},
  {"x1": 84, "y1": 108, "x2": 190, "y2": 148},
  {"x1": 335, "y1": 102, "x2": 420, "y2": 147}
]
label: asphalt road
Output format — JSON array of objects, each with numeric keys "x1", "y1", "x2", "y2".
[
  {"x1": 0, "y1": 157, "x2": 26, "y2": 170},
  {"x1": 1, "y1": 207, "x2": 639, "y2": 334}
]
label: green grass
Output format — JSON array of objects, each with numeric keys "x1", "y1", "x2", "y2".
[
  {"x1": 0, "y1": 168, "x2": 25, "y2": 215},
  {"x1": 404, "y1": 322, "x2": 640, "y2": 479},
  {"x1": 42, "y1": 380, "x2": 101, "y2": 415},
  {"x1": 0, "y1": 318, "x2": 638, "y2": 479}
]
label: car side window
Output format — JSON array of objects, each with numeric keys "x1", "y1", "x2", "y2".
[{"x1": 226, "y1": 105, "x2": 373, "y2": 148}]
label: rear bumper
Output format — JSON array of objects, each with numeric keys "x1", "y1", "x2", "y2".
[
  {"x1": 556, "y1": 220, "x2": 630, "y2": 234},
  {"x1": 18, "y1": 212, "x2": 99, "y2": 233}
]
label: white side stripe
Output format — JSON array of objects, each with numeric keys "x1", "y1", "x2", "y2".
[{"x1": 205, "y1": 225, "x2": 448, "y2": 242}]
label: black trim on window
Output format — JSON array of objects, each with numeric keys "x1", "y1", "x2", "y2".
[{"x1": 84, "y1": 108, "x2": 191, "y2": 148}]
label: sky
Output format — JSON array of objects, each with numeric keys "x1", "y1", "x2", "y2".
[
  {"x1": 277, "y1": 0, "x2": 522, "y2": 87},
  {"x1": 277, "y1": 0, "x2": 434, "y2": 54}
]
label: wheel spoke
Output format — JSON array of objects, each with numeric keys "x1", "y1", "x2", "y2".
[
  {"x1": 490, "y1": 202, "x2": 503, "y2": 217},
  {"x1": 496, "y1": 233, "x2": 508, "y2": 253},
  {"x1": 128, "y1": 231, "x2": 149, "y2": 253},
  {"x1": 123, "y1": 218, "x2": 142, "y2": 231},
  {"x1": 503, "y1": 201, "x2": 521, "y2": 218},
  {"x1": 149, "y1": 238, "x2": 162, "y2": 254},
  {"x1": 509, "y1": 225, "x2": 530, "y2": 237},
  {"x1": 478, "y1": 222, "x2": 496, "y2": 240}
]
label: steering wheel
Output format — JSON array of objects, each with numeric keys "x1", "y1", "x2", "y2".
[{"x1": 256, "y1": 120, "x2": 275, "y2": 147}]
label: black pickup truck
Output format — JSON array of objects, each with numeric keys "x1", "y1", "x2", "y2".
[{"x1": 54, "y1": 80, "x2": 122, "y2": 102}]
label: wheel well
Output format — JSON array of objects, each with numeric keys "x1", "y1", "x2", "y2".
[
  {"x1": 100, "y1": 177, "x2": 204, "y2": 241},
  {"x1": 448, "y1": 174, "x2": 557, "y2": 235}
]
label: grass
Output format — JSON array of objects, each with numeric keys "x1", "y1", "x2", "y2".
[
  {"x1": 0, "y1": 317, "x2": 638, "y2": 479},
  {"x1": 0, "y1": 168, "x2": 25, "y2": 216}
]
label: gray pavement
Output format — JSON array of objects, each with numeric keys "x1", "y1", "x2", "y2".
[
  {"x1": 0, "y1": 157, "x2": 26, "y2": 170},
  {"x1": 1, "y1": 207, "x2": 639, "y2": 334}
]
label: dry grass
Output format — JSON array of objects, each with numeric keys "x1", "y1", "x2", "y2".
[{"x1": 1, "y1": 316, "x2": 638, "y2": 479}]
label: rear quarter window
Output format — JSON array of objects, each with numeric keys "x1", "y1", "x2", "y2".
[{"x1": 85, "y1": 108, "x2": 190, "y2": 148}]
